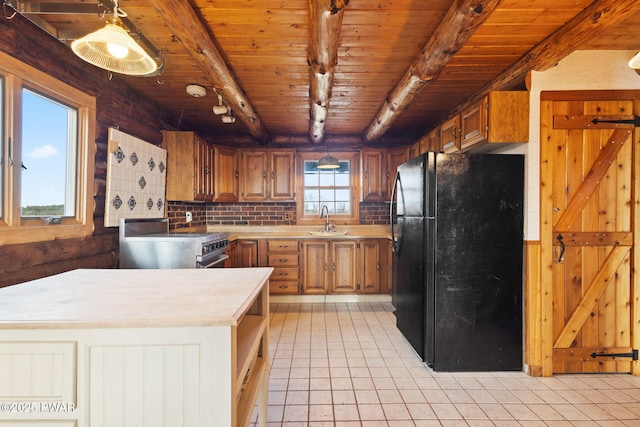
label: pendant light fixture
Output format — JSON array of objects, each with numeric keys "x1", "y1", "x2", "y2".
[
  {"x1": 71, "y1": 0, "x2": 158, "y2": 76},
  {"x1": 317, "y1": 145, "x2": 340, "y2": 169}
]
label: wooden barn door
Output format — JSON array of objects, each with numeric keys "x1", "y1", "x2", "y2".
[{"x1": 540, "y1": 93, "x2": 640, "y2": 375}]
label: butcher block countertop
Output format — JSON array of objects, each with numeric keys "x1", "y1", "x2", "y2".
[
  {"x1": 206, "y1": 224, "x2": 391, "y2": 240},
  {"x1": 0, "y1": 268, "x2": 273, "y2": 329}
]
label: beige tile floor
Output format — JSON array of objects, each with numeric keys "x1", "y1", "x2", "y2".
[{"x1": 262, "y1": 301, "x2": 640, "y2": 426}]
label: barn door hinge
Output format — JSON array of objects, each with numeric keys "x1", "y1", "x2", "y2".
[
  {"x1": 590, "y1": 349, "x2": 638, "y2": 360},
  {"x1": 591, "y1": 116, "x2": 640, "y2": 127}
]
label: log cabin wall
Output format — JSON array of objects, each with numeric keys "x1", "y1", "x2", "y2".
[{"x1": 0, "y1": 14, "x2": 178, "y2": 288}]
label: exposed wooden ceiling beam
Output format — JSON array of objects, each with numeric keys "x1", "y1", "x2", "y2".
[
  {"x1": 308, "y1": 0, "x2": 349, "y2": 144},
  {"x1": 145, "y1": 0, "x2": 270, "y2": 144},
  {"x1": 363, "y1": 0, "x2": 503, "y2": 143},
  {"x1": 479, "y1": 0, "x2": 640, "y2": 95},
  {"x1": 426, "y1": 0, "x2": 640, "y2": 136}
]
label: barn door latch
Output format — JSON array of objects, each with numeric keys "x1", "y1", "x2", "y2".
[
  {"x1": 590, "y1": 349, "x2": 638, "y2": 360},
  {"x1": 591, "y1": 116, "x2": 640, "y2": 127}
]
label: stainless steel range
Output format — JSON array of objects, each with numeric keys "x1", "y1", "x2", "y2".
[{"x1": 119, "y1": 218, "x2": 230, "y2": 269}]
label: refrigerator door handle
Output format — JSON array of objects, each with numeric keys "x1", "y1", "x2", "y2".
[{"x1": 390, "y1": 171, "x2": 401, "y2": 253}]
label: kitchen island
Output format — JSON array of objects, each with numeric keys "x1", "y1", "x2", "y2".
[{"x1": 0, "y1": 268, "x2": 272, "y2": 427}]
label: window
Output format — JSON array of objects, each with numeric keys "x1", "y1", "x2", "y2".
[
  {"x1": 296, "y1": 151, "x2": 359, "y2": 224},
  {"x1": 21, "y1": 89, "x2": 78, "y2": 218},
  {"x1": 0, "y1": 51, "x2": 96, "y2": 245}
]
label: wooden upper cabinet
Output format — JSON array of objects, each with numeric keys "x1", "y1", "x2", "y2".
[
  {"x1": 361, "y1": 149, "x2": 387, "y2": 202},
  {"x1": 409, "y1": 141, "x2": 420, "y2": 160},
  {"x1": 440, "y1": 114, "x2": 461, "y2": 153},
  {"x1": 269, "y1": 149, "x2": 295, "y2": 201},
  {"x1": 214, "y1": 145, "x2": 239, "y2": 202},
  {"x1": 459, "y1": 91, "x2": 529, "y2": 151},
  {"x1": 240, "y1": 149, "x2": 295, "y2": 202},
  {"x1": 241, "y1": 150, "x2": 269, "y2": 201},
  {"x1": 163, "y1": 130, "x2": 214, "y2": 202},
  {"x1": 426, "y1": 127, "x2": 439, "y2": 152},
  {"x1": 386, "y1": 147, "x2": 408, "y2": 201}
]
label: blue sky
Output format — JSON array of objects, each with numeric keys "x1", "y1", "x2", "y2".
[{"x1": 20, "y1": 90, "x2": 69, "y2": 207}]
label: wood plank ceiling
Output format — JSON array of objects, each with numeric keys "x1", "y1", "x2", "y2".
[{"x1": 10, "y1": 0, "x2": 640, "y2": 147}]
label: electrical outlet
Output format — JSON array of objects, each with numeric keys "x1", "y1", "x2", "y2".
[
  {"x1": 283, "y1": 212, "x2": 291, "y2": 220},
  {"x1": 186, "y1": 211, "x2": 193, "y2": 223}
]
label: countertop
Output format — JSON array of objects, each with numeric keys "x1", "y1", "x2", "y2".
[
  {"x1": 205, "y1": 225, "x2": 392, "y2": 240},
  {"x1": 0, "y1": 268, "x2": 273, "y2": 329}
]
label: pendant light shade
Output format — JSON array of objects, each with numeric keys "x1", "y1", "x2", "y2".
[
  {"x1": 71, "y1": 17, "x2": 158, "y2": 76},
  {"x1": 317, "y1": 154, "x2": 340, "y2": 169}
]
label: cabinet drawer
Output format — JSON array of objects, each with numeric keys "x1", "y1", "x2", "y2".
[
  {"x1": 268, "y1": 253, "x2": 299, "y2": 266},
  {"x1": 271, "y1": 267, "x2": 299, "y2": 280},
  {"x1": 268, "y1": 240, "x2": 299, "y2": 252},
  {"x1": 269, "y1": 280, "x2": 299, "y2": 294}
]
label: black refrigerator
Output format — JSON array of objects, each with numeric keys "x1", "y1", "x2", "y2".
[{"x1": 391, "y1": 152, "x2": 524, "y2": 371}]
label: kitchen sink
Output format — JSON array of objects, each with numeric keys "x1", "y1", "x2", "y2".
[{"x1": 308, "y1": 230, "x2": 349, "y2": 236}]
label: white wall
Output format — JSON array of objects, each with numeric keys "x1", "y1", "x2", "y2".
[{"x1": 524, "y1": 50, "x2": 640, "y2": 240}]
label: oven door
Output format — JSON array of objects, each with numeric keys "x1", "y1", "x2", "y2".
[{"x1": 197, "y1": 253, "x2": 229, "y2": 269}]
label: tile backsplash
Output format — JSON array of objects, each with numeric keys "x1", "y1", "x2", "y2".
[{"x1": 104, "y1": 128, "x2": 167, "y2": 227}]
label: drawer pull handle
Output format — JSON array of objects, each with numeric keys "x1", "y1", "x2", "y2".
[
  {"x1": 279, "y1": 285, "x2": 288, "y2": 289},
  {"x1": 279, "y1": 258, "x2": 287, "y2": 262},
  {"x1": 279, "y1": 272, "x2": 288, "y2": 276},
  {"x1": 278, "y1": 245, "x2": 288, "y2": 248}
]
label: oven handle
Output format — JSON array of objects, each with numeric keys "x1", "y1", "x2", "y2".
[{"x1": 198, "y1": 254, "x2": 229, "y2": 268}]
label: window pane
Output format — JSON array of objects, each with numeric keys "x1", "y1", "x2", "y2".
[
  {"x1": 21, "y1": 89, "x2": 78, "y2": 217},
  {"x1": 304, "y1": 161, "x2": 319, "y2": 173},
  {"x1": 304, "y1": 189, "x2": 319, "y2": 202},
  {"x1": 335, "y1": 189, "x2": 350, "y2": 201},
  {"x1": 319, "y1": 189, "x2": 334, "y2": 202},
  {"x1": 304, "y1": 202, "x2": 319, "y2": 215},
  {"x1": 336, "y1": 201, "x2": 350, "y2": 214},
  {"x1": 304, "y1": 172, "x2": 319, "y2": 186},
  {"x1": 319, "y1": 172, "x2": 334, "y2": 187}
]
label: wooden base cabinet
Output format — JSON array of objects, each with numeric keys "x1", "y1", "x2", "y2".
[
  {"x1": 267, "y1": 239, "x2": 300, "y2": 294},
  {"x1": 301, "y1": 239, "x2": 386, "y2": 295},
  {"x1": 331, "y1": 240, "x2": 360, "y2": 294},
  {"x1": 236, "y1": 240, "x2": 259, "y2": 267},
  {"x1": 360, "y1": 239, "x2": 382, "y2": 294},
  {"x1": 301, "y1": 240, "x2": 330, "y2": 294}
]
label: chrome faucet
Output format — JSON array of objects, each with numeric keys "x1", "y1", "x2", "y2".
[{"x1": 320, "y1": 205, "x2": 332, "y2": 231}]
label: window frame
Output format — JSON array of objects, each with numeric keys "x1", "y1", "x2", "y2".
[
  {"x1": 0, "y1": 51, "x2": 96, "y2": 245},
  {"x1": 296, "y1": 151, "x2": 360, "y2": 225}
]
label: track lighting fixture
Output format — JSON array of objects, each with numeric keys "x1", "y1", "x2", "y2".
[
  {"x1": 221, "y1": 109, "x2": 235, "y2": 124},
  {"x1": 212, "y1": 91, "x2": 229, "y2": 115}
]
